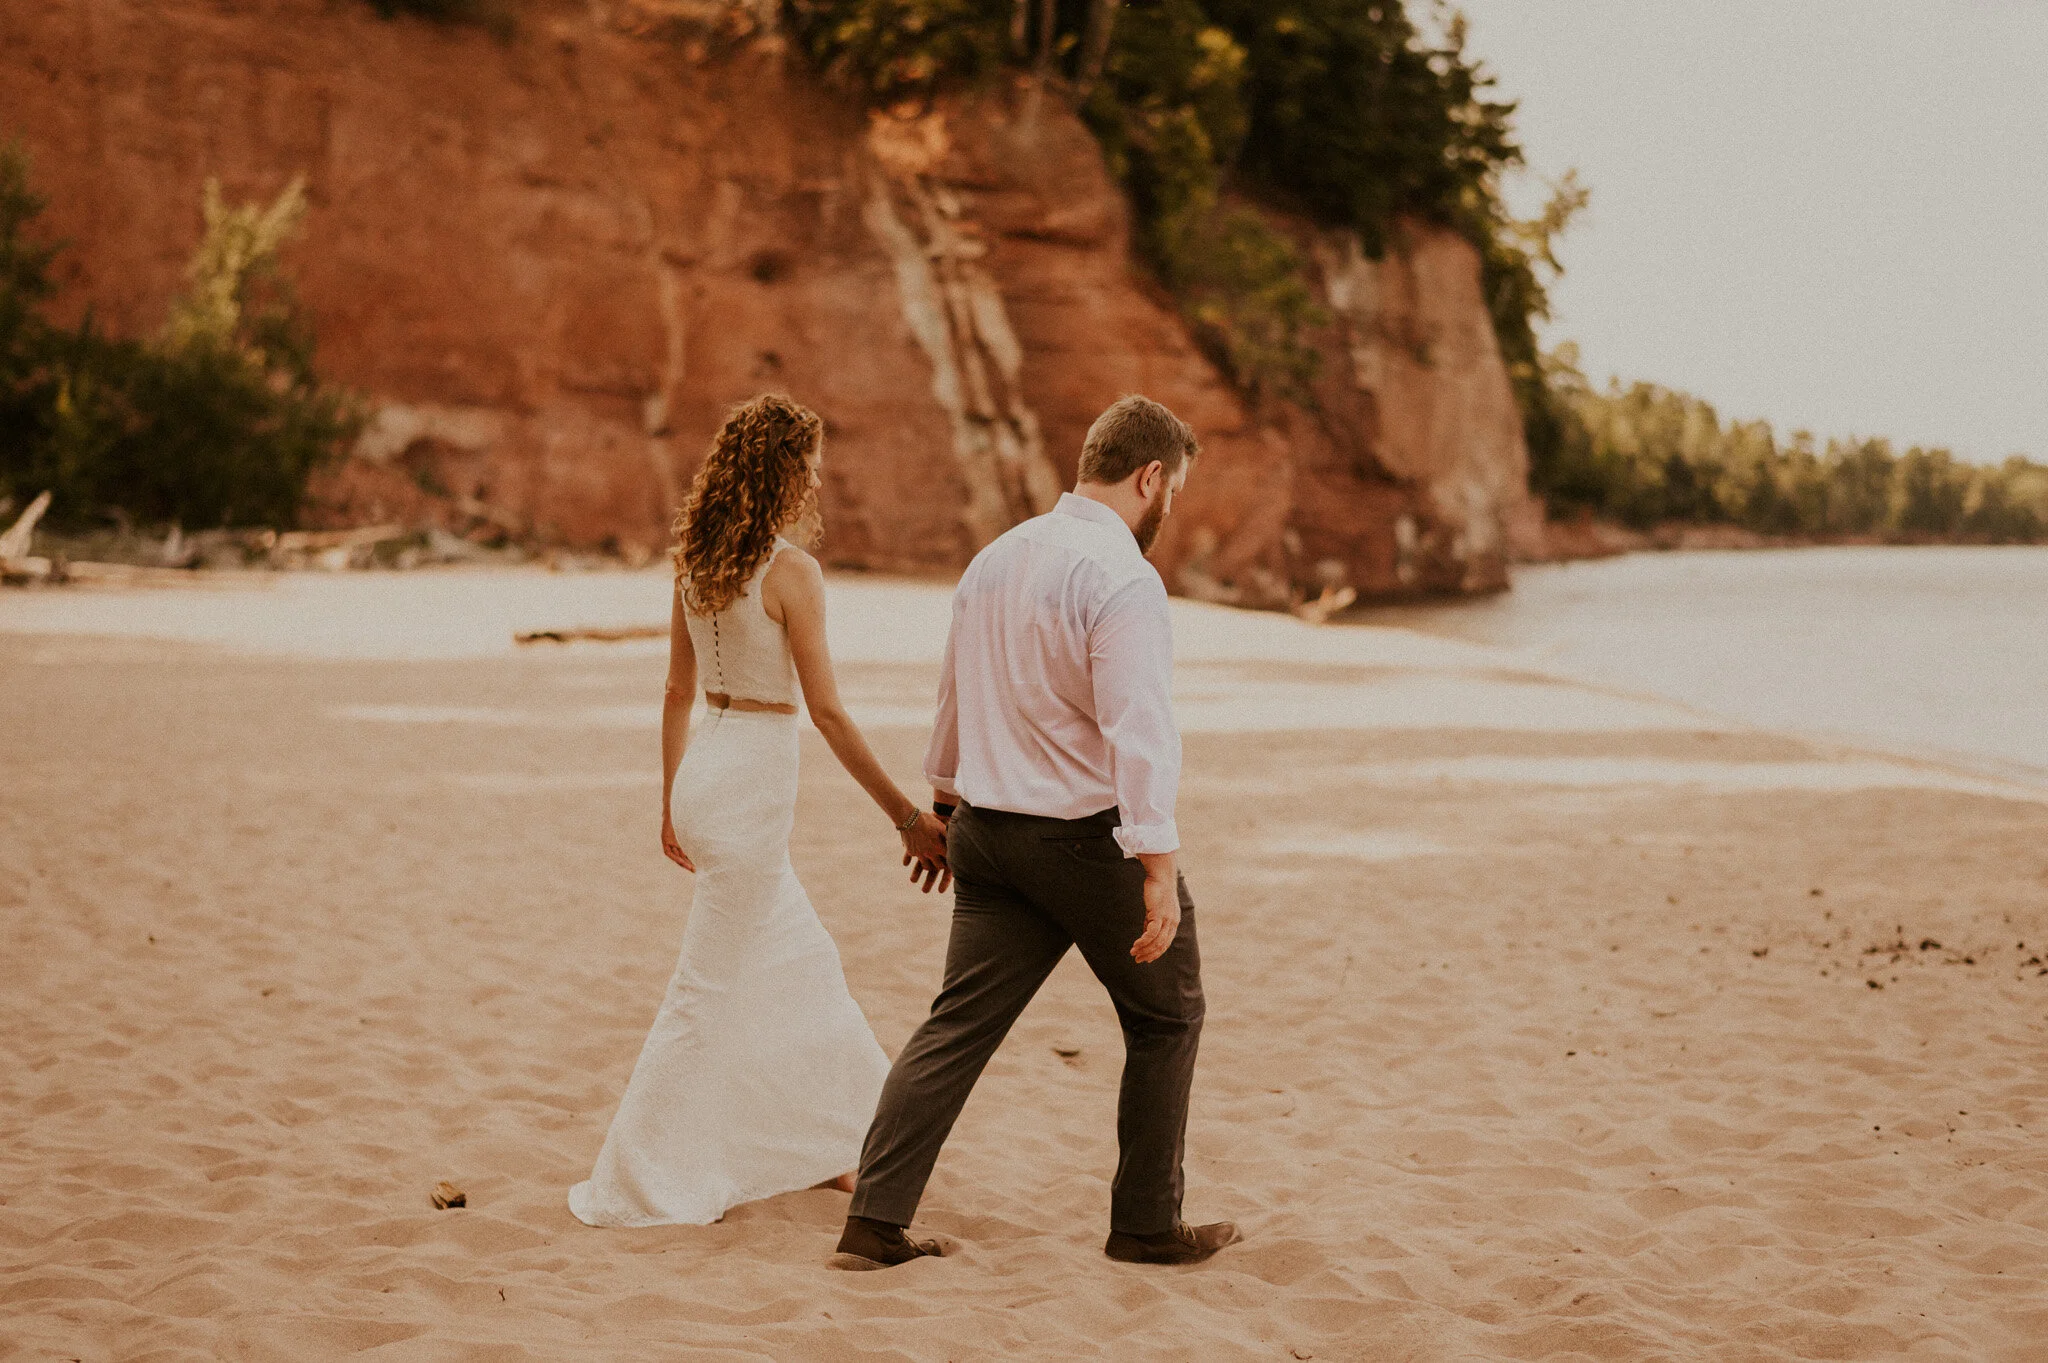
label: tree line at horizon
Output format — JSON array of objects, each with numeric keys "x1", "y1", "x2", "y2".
[{"x1": 1540, "y1": 344, "x2": 2047, "y2": 543}]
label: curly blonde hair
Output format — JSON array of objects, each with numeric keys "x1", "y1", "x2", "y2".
[{"x1": 673, "y1": 393, "x2": 822, "y2": 615}]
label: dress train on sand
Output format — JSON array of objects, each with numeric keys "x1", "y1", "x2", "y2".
[{"x1": 569, "y1": 702, "x2": 891, "y2": 1227}]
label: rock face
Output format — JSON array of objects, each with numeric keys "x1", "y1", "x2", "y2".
[{"x1": 2, "y1": 0, "x2": 1535, "y2": 601}]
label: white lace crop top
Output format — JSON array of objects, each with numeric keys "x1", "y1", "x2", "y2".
[{"x1": 682, "y1": 537, "x2": 799, "y2": 706}]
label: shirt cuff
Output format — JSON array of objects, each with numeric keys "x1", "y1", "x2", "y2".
[
  {"x1": 926, "y1": 772, "x2": 960, "y2": 798},
  {"x1": 1114, "y1": 819, "x2": 1179, "y2": 858}
]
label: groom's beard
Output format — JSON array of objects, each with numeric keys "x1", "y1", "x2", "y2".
[{"x1": 1133, "y1": 491, "x2": 1167, "y2": 555}]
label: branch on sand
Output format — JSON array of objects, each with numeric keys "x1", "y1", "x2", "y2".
[
  {"x1": 0, "y1": 491, "x2": 54, "y2": 583},
  {"x1": 514, "y1": 625, "x2": 667, "y2": 645}
]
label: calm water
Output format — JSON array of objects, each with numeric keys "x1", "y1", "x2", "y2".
[{"x1": 1364, "y1": 546, "x2": 2048, "y2": 784}]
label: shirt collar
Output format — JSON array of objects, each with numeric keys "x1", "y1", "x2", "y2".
[{"x1": 1054, "y1": 491, "x2": 1130, "y2": 532}]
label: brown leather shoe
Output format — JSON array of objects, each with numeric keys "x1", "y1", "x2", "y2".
[
  {"x1": 1104, "y1": 1220, "x2": 1242, "y2": 1265},
  {"x1": 827, "y1": 1215, "x2": 956, "y2": 1271}
]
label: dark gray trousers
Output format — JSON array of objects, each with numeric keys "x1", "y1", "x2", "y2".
[{"x1": 848, "y1": 801, "x2": 1204, "y2": 1236}]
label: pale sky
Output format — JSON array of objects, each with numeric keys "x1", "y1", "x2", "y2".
[{"x1": 1451, "y1": 0, "x2": 2048, "y2": 463}]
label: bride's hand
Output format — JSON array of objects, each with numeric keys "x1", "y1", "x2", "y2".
[{"x1": 661, "y1": 806, "x2": 695, "y2": 872}]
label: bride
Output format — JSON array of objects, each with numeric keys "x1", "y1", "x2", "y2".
[{"x1": 569, "y1": 393, "x2": 951, "y2": 1228}]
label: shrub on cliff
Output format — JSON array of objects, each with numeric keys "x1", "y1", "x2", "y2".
[
  {"x1": 1078, "y1": 0, "x2": 1323, "y2": 400},
  {"x1": 785, "y1": 0, "x2": 1532, "y2": 409},
  {"x1": 0, "y1": 142, "x2": 69, "y2": 467},
  {"x1": 0, "y1": 141, "x2": 101, "y2": 507},
  {"x1": 786, "y1": 0, "x2": 1009, "y2": 101},
  {"x1": 0, "y1": 146, "x2": 358, "y2": 532}
]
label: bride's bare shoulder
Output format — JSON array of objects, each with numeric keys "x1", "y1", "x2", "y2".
[
  {"x1": 762, "y1": 542, "x2": 823, "y2": 621},
  {"x1": 765, "y1": 541, "x2": 820, "y2": 582}
]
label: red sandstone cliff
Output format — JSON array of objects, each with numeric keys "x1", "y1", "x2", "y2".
[{"x1": 1, "y1": 0, "x2": 1536, "y2": 601}]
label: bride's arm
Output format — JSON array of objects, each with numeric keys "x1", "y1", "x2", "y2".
[
  {"x1": 659, "y1": 589, "x2": 697, "y2": 871},
  {"x1": 770, "y1": 549, "x2": 950, "y2": 885}
]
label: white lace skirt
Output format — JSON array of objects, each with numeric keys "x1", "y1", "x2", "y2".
[{"x1": 568, "y1": 707, "x2": 891, "y2": 1227}]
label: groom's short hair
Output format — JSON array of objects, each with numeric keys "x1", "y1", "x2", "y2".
[{"x1": 1077, "y1": 395, "x2": 1200, "y2": 486}]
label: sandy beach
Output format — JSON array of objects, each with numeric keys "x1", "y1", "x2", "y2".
[{"x1": 5, "y1": 568, "x2": 2047, "y2": 1361}]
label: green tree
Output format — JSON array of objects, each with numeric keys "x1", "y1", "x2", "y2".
[
  {"x1": 0, "y1": 154, "x2": 358, "y2": 531},
  {"x1": 1206, "y1": 2, "x2": 1518, "y2": 253},
  {"x1": 0, "y1": 141, "x2": 61, "y2": 466},
  {"x1": 1076, "y1": 0, "x2": 1324, "y2": 398},
  {"x1": 784, "y1": 0, "x2": 1011, "y2": 100},
  {"x1": 1894, "y1": 447, "x2": 1968, "y2": 537},
  {"x1": 1961, "y1": 471, "x2": 2039, "y2": 543},
  {"x1": 1823, "y1": 438, "x2": 1894, "y2": 533}
]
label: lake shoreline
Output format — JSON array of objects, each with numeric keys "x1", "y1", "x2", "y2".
[{"x1": 1522, "y1": 513, "x2": 2047, "y2": 564}]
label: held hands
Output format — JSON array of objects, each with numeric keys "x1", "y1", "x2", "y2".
[
  {"x1": 1130, "y1": 858, "x2": 1180, "y2": 964},
  {"x1": 660, "y1": 805, "x2": 695, "y2": 872},
  {"x1": 900, "y1": 810, "x2": 951, "y2": 895}
]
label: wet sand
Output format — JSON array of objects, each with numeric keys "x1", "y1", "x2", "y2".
[{"x1": 4, "y1": 571, "x2": 2047, "y2": 1360}]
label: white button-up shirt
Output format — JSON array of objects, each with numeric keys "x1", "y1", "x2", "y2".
[{"x1": 924, "y1": 492, "x2": 1181, "y2": 857}]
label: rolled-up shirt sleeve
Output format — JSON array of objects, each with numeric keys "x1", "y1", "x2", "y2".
[
  {"x1": 923, "y1": 596, "x2": 963, "y2": 798},
  {"x1": 1089, "y1": 574, "x2": 1180, "y2": 856}
]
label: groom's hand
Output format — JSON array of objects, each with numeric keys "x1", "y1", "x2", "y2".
[
  {"x1": 904, "y1": 852, "x2": 951, "y2": 895},
  {"x1": 1130, "y1": 852, "x2": 1180, "y2": 963}
]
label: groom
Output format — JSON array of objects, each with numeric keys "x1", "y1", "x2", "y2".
[{"x1": 831, "y1": 395, "x2": 1238, "y2": 1270}]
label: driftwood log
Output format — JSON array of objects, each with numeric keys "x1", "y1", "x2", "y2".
[
  {"x1": 0, "y1": 493, "x2": 300, "y2": 587},
  {"x1": 269, "y1": 524, "x2": 404, "y2": 554},
  {"x1": 1292, "y1": 585, "x2": 1359, "y2": 626},
  {"x1": 0, "y1": 490, "x2": 51, "y2": 562},
  {"x1": 514, "y1": 625, "x2": 667, "y2": 645},
  {"x1": 267, "y1": 524, "x2": 406, "y2": 570},
  {"x1": 60, "y1": 561, "x2": 245, "y2": 588},
  {"x1": 0, "y1": 490, "x2": 54, "y2": 582}
]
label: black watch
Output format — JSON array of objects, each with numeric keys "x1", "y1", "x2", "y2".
[{"x1": 932, "y1": 800, "x2": 957, "y2": 818}]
